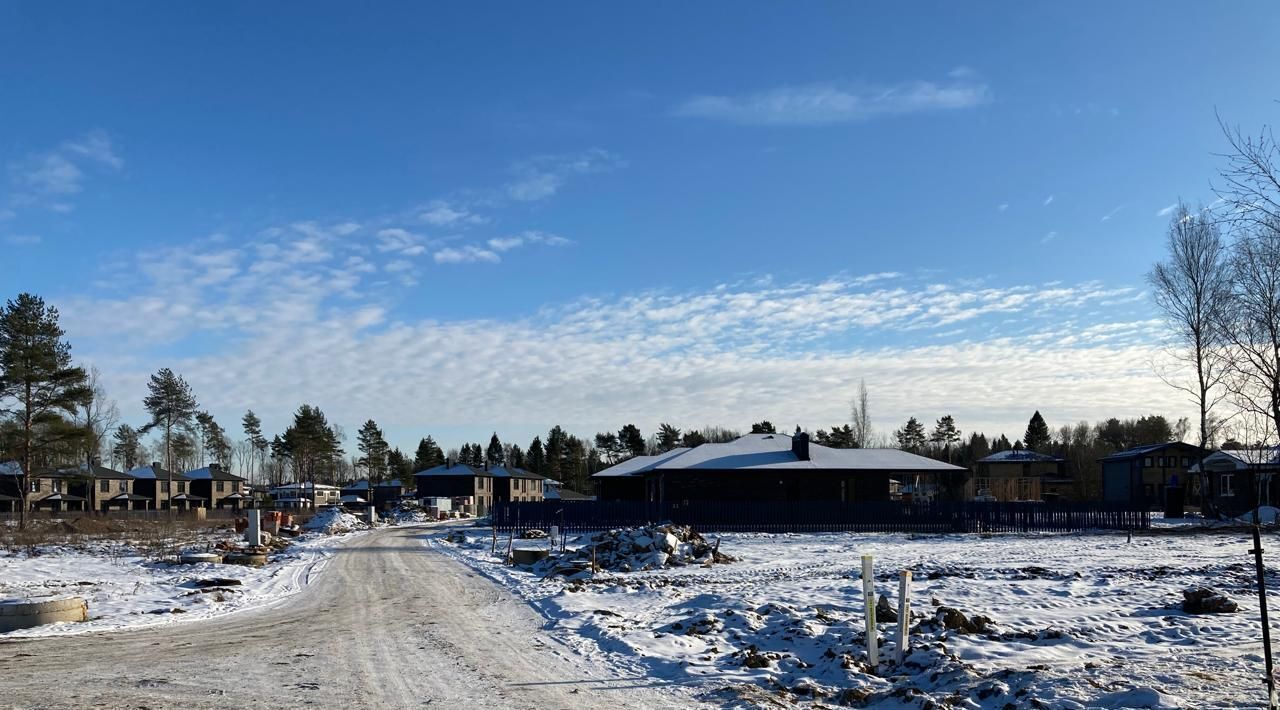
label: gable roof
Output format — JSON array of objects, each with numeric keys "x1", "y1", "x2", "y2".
[
  {"x1": 1190, "y1": 448, "x2": 1280, "y2": 471},
  {"x1": 184, "y1": 465, "x2": 245, "y2": 482},
  {"x1": 488, "y1": 466, "x2": 544, "y2": 480},
  {"x1": 978, "y1": 450, "x2": 1064, "y2": 464},
  {"x1": 413, "y1": 463, "x2": 491, "y2": 478},
  {"x1": 127, "y1": 464, "x2": 192, "y2": 481},
  {"x1": 1098, "y1": 441, "x2": 1204, "y2": 463}
]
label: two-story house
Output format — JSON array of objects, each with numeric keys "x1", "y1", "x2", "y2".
[
  {"x1": 184, "y1": 464, "x2": 249, "y2": 509},
  {"x1": 128, "y1": 462, "x2": 200, "y2": 510},
  {"x1": 969, "y1": 449, "x2": 1068, "y2": 501},
  {"x1": 269, "y1": 482, "x2": 343, "y2": 508},
  {"x1": 489, "y1": 467, "x2": 546, "y2": 504},
  {"x1": 413, "y1": 463, "x2": 496, "y2": 515},
  {"x1": 57, "y1": 462, "x2": 144, "y2": 511},
  {"x1": 1100, "y1": 442, "x2": 1207, "y2": 509}
]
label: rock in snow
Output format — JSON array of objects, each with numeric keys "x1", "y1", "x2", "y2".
[{"x1": 1182, "y1": 586, "x2": 1238, "y2": 614}]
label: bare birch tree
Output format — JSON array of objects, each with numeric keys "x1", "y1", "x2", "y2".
[{"x1": 849, "y1": 379, "x2": 872, "y2": 448}]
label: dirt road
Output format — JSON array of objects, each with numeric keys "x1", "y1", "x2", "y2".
[{"x1": 0, "y1": 525, "x2": 696, "y2": 709}]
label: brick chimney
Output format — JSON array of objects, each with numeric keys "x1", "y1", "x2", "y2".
[
  {"x1": 791, "y1": 431, "x2": 810, "y2": 461},
  {"x1": 152, "y1": 461, "x2": 162, "y2": 471},
  {"x1": 210, "y1": 463, "x2": 221, "y2": 474}
]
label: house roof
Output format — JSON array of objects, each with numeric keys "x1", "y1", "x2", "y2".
[
  {"x1": 184, "y1": 465, "x2": 245, "y2": 482},
  {"x1": 39, "y1": 494, "x2": 87, "y2": 502},
  {"x1": 109, "y1": 493, "x2": 151, "y2": 502},
  {"x1": 1190, "y1": 448, "x2": 1280, "y2": 472},
  {"x1": 592, "y1": 448, "x2": 692, "y2": 478},
  {"x1": 413, "y1": 463, "x2": 491, "y2": 478},
  {"x1": 977, "y1": 450, "x2": 1064, "y2": 464},
  {"x1": 0, "y1": 461, "x2": 19, "y2": 476},
  {"x1": 487, "y1": 466, "x2": 544, "y2": 480},
  {"x1": 171, "y1": 493, "x2": 206, "y2": 501},
  {"x1": 340, "y1": 494, "x2": 367, "y2": 503},
  {"x1": 618, "y1": 434, "x2": 965, "y2": 474},
  {"x1": 1097, "y1": 441, "x2": 1204, "y2": 463},
  {"x1": 556, "y1": 488, "x2": 592, "y2": 501},
  {"x1": 270, "y1": 482, "x2": 341, "y2": 492},
  {"x1": 127, "y1": 464, "x2": 192, "y2": 481},
  {"x1": 53, "y1": 463, "x2": 133, "y2": 479}
]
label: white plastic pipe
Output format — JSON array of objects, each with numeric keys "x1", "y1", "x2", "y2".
[
  {"x1": 895, "y1": 570, "x2": 912, "y2": 664},
  {"x1": 862, "y1": 554, "x2": 877, "y2": 669}
]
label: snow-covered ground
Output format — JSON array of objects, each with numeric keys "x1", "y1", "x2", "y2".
[
  {"x1": 427, "y1": 526, "x2": 1280, "y2": 708},
  {"x1": 0, "y1": 523, "x2": 365, "y2": 638}
]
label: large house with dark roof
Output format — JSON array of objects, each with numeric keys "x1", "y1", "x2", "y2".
[
  {"x1": 970, "y1": 449, "x2": 1069, "y2": 502},
  {"x1": 413, "y1": 463, "x2": 496, "y2": 515},
  {"x1": 128, "y1": 462, "x2": 202, "y2": 510},
  {"x1": 592, "y1": 432, "x2": 964, "y2": 504},
  {"x1": 1100, "y1": 442, "x2": 1206, "y2": 509}
]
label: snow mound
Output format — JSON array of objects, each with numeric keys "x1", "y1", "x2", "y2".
[
  {"x1": 302, "y1": 507, "x2": 369, "y2": 535},
  {"x1": 387, "y1": 501, "x2": 432, "y2": 525},
  {"x1": 535, "y1": 524, "x2": 733, "y2": 577},
  {"x1": 1234, "y1": 506, "x2": 1280, "y2": 525}
]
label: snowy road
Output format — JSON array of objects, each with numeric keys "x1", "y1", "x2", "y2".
[{"x1": 0, "y1": 525, "x2": 696, "y2": 709}]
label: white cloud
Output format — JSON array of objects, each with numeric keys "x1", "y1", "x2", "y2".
[
  {"x1": 419, "y1": 200, "x2": 486, "y2": 227},
  {"x1": 997, "y1": 203, "x2": 1009, "y2": 212},
  {"x1": 4, "y1": 234, "x2": 41, "y2": 246},
  {"x1": 487, "y1": 230, "x2": 573, "y2": 252},
  {"x1": 673, "y1": 73, "x2": 990, "y2": 126},
  {"x1": 6, "y1": 131, "x2": 123, "y2": 212},
  {"x1": 1157, "y1": 203, "x2": 1179, "y2": 217},
  {"x1": 384, "y1": 259, "x2": 413, "y2": 273},
  {"x1": 1101, "y1": 205, "x2": 1123, "y2": 222},
  {"x1": 506, "y1": 150, "x2": 624, "y2": 202},
  {"x1": 1043, "y1": 195, "x2": 1054, "y2": 206},
  {"x1": 433, "y1": 246, "x2": 500, "y2": 264},
  {"x1": 1042, "y1": 231, "x2": 1058, "y2": 244}
]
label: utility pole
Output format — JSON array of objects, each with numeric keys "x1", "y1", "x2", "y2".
[{"x1": 1251, "y1": 507, "x2": 1277, "y2": 710}]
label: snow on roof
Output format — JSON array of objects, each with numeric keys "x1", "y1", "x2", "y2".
[
  {"x1": 592, "y1": 448, "x2": 692, "y2": 478},
  {"x1": 978, "y1": 450, "x2": 1064, "y2": 463},
  {"x1": 1098, "y1": 442, "x2": 1201, "y2": 462},
  {"x1": 184, "y1": 465, "x2": 245, "y2": 481},
  {"x1": 340, "y1": 494, "x2": 368, "y2": 503},
  {"x1": 0, "y1": 461, "x2": 21, "y2": 476},
  {"x1": 344, "y1": 480, "x2": 371, "y2": 491},
  {"x1": 270, "y1": 482, "x2": 341, "y2": 492},
  {"x1": 646, "y1": 434, "x2": 965, "y2": 473},
  {"x1": 127, "y1": 465, "x2": 191, "y2": 481},
  {"x1": 1191, "y1": 448, "x2": 1280, "y2": 472},
  {"x1": 413, "y1": 463, "x2": 490, "y2": 478}
]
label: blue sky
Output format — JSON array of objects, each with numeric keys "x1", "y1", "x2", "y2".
[{"x1": 3, "y1": 2, "x2": 1278, "y2": 456}]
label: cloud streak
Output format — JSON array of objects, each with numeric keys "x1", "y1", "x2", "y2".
[{"x1": 672, "y1": 72, "x2": 990, "y2": 126}]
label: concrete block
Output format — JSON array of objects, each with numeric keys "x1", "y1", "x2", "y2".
[{"x1": 0, "y1": 597, "x2": 88, "y2": 632}]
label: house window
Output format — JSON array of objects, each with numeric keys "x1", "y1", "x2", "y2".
[
  {"x1": 52, "y1": 480, "x2": 63, "y2": 493},
  {"x1": 30, "y1": 480, "x2": 40, "y2": 493},
  {"x1": 119, "y1": 480, "x2": 127, "y2": 492},
  {"x1": 100, "y1": 479, "x2": 110, "y2": 493},
  {"x1": 216, "y1": 481, "x2": 225, "y2": 493},
  {"x1": 1221, "y1": 473, "x2": 1235, "y2": 497},
  {"x1": 1143, "y1": 457, "x2": 1152, "y2": 467},
  {"x1": 162, "y1": 481, "x2": 170, "y2": 493},
  {"x1": 1182, "y1": 457, "x2": 1191, "y2": 467}
]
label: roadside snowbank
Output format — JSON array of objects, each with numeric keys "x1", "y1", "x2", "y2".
[
  {"x1": 429, "y1": 527, "x2": 1278, "y2": 708},
  {"x1": 0, "y1": 525, "x2": 365, "y2": 638}
]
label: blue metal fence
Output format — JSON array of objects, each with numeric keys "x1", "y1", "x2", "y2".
[{"x1": 491, "y1": 500, "x2": 1149, "y2": 534}]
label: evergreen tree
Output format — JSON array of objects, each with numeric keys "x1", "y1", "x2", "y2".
[
  {"x1": 681, "y1": 429, "x2": 707, "y2": 448},
  {"x1": 930, "y1": 415, "x2": 962, "y2": 462},
  {"x1": 750, "y1": 421, "x2": 777, "y2": 434},
  {"x1": 386, "y1": 448, "x2": 411, "y2": 480},
  {"x1": 594, "y1": 431, "x2": 622, "y2": 463},
  {"x1": 894, "y1": 417, "x2": 928, "y2": 452},
  {"x1": 242, "y1": 410, "x2": 267, "y2": 483},
  {"x1": 815, "y1": 424, "x2": 856, "y2": 448},
  {"x1": 545, "y1": 426, "x2": 567, "y2": 480},
  {"x1": 280, "y1": 404, "x2": 342, "y2": 484},
  {"x1": 414, "y1": 436, "x2": 445, "y2": 471},
  {"x1": 527, "y1": 436, "x2": 547, "y2": 476},
  {"x1": 0, "y1": 294, "x2": 91, "y2": 529},
  {"x1": 564, "y1": 435, "x2": 588, "y2": 492},
  {"x1": 356, "y1": 419, "x2": 389, "y2": 482},
  {"x1": 139, "y1": 367, "x2": 198, "y2": 515},
  {"x1": 111, "y1": 424, "x2": 143, "y2": 471},
  {"x1": 618, "y1": 424, "x2": 646, "y2": 458},
  {"x1": 991, "y1": 433, "x2": 1013, "y2": 452},
  {"x1": 656, "y1": 423, "x2": 682, "y2": 452},
  {"x1": 195, "y1": 410, "x2": 231, "y2": 466},
  {"x1": 1023, "y1": 411, "x2": 1051, "y2": 453},
  {"x1": 485, "y1": 433, "x2": 505, "y2": 466},
  {"x1": 508, "y1": 444, "x2": 525, "y2": 470}
]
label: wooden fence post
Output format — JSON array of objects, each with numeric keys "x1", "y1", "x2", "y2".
[
  {"x1": 895, "y1": 570, "x2": 911, "y2": 664},
  {"x1": 862, "y1": 554, "x2": 878, "y2": 670}
]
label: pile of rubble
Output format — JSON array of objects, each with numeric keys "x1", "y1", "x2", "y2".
[
  {"x1": 533, "y1": 524, "x2": 733, "y2": 578},
  {"x1": 302, "y1": 507, "x2": 370, "y2": 535},
  {"x1": 388, "y1": 501, "x2": 432, "y2": 525}
]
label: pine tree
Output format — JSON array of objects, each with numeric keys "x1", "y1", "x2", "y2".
[
  {"x1": 618, "y1": 424, "x2": 646, "y2": 458},
  {"x1": 414, "y1": 436, "x2": 445, "y2": 471},
  {"x1": 111, "y1": 424, "x2": 143, "y2": 471},
  {"x1": 485, "y1": 433, "x2": 505, "y2": 466},
  {"x1": 750, "y1": 421, "x2": 777, "y2": 434},
  {"x1": 386, "y1": 448, "x2": 411, "y2": 480},
  {"x1": 1024, "y1": 411, "x2": 1051, "y2": 453},
  {"x1": 0, "y1": 294, "x2": 91, "y2": 529},
  {"x1": 139, "y1": 367, "x2": 198, "y2": 516},
  {"x1": 894, "y1": 417, "x2": 927, "y2": 452},
  {"x1": 356, "y1": 419, "x2": 389, "y2": 483},
  {"x1": 280, "y1": 404, "x2": 341, "y2": 484},
  {"x1": 527, "y1": 436, "x2": 547, "y2": 476},
  {"x1": 545, "y1": 427, "x2": 567, "y2": 480},
  {"x1": 594, "y1": 432, "x2": 622, "y2": 463},
  {"x1": 930, "y1": 415, "x2": 961, "y2": 462},
  {"x1": 656, "y1": 423, "x2": 682, "y2": 452},
  {"x1": 242, "y1": 410, "x2": 267, "y2": 484}
]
